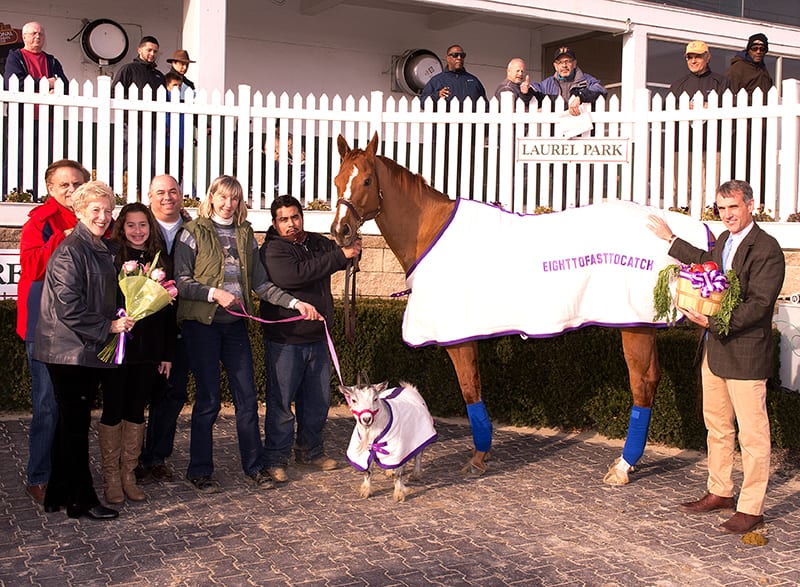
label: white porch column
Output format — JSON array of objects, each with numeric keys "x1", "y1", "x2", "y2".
[
  {"x1": 620, "y1": 24, "x2": 648, "y2": 112},
  {"x1": 182, "y1": 0, "x2": 227, "y2": 94}
]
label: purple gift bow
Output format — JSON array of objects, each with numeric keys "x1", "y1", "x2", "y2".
[{"x1": 678, "y1": 268, "x2": 728, "y2": 298}]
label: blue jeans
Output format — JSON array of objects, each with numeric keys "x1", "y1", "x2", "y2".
[
  {"x1": 263, "y1": 339, "x2": 331, "y2": 467},
  {"x1": 26, "y1": 341, "x2": 58, "y2": 486},
  {"x1": 140, "y1": 334, "x2": 190, "y2": 467},
  {"x1": 183, "y1": 319, "x2": 264, "y2": 478}
]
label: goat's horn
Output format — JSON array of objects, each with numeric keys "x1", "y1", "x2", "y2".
[{"x1": 356, "y1": 370, "x2": 371, "y2": 386}]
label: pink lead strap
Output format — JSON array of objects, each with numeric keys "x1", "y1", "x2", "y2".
[{"x1": 225, "y1": 302, "x2": 344, "y2": 385}]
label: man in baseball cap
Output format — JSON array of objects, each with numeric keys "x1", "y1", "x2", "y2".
[
  {"x1": 670, "y1": 40, "x2": 729, "y2": 106},
  {"x1": 669, "y1": 40, "x2": 730, "y2": 201},
  {"x1": 539, "y1": 46, "x2": 606, "y2": 116}
]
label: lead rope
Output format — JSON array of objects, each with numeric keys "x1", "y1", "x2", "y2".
[
  {"x1": 344, "y1": 257, "x2": 358, "y2": 344},
  {"x1": 226, "y1": 303, "x2": 344, "y2": 385}
]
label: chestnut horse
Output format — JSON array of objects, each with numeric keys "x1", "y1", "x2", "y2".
[{"x1": 331, "y1": 133, "x2": 658, "y2": 482}]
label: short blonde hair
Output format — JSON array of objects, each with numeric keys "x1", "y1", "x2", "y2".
[
  {"x1": 198, "y1": 175, "x2": 248, "y2": 224},
  {"x1": 71, "y1": 181, "x2": 116, "y2": 215}
]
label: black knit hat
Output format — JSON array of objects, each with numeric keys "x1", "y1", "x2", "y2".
[{"x1": 746, "y1": 33, "x2": 768, "y2": 53}]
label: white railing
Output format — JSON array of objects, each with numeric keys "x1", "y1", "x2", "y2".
[{"x1": 2, "y1": 76, "x2": 799, "y2": 220}]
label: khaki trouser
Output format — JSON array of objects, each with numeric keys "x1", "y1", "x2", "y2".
[{"x1": 701, "y1": 352, "x2": 771, "y2": 516}]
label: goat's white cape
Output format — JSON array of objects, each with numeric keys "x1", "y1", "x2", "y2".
[{"x1": 346, "y1": 385, "x2": 437, "y2": 471}]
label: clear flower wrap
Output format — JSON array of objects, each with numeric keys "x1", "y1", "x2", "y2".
[{"x1": 98, "y1": 252, "x2": 177, "y2": 363}]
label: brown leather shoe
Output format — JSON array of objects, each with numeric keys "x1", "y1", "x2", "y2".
[
  {"x1": 26, "y1": 484, "x2": 46, "y2": 504},
  {"x1": 718, "y1": 512, "x2": 764, "y2": 534},
  {"x1": 679, "y1": 492, "x2": 735, "y2": 513}
]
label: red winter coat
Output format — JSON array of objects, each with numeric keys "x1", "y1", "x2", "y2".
[{"x1": 16, "y1": 197, "x2": 77, "y2": 340}]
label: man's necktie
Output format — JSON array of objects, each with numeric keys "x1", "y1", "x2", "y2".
[{"x1": 722, "y1": 236, "x2": 733, "y2": 271}]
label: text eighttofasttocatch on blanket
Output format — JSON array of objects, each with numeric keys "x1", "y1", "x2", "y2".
[{"x1": 402, "y1": 199, "x2": 713, "y2": 347}]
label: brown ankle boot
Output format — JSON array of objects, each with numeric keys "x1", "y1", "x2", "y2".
[
  {"x1": 121, "y1": 421, "x2": 146, "y2": 502},
  {"x1": 98, "y1": 423, "x2": 124, "y2": 504}
]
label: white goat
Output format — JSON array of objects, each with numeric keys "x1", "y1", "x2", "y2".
[{"x1": 341, "y1": 380, "x2": 437, "y2": 502}]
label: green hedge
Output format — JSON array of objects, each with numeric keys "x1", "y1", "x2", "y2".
[{"x1": 2, "y1": 299, "x2": 798, "y2": 451}]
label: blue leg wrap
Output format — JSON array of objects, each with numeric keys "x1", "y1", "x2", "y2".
[
  {"x1": 466, "y1": 400, "x2": 493, "y2": 452},
  {"x1": 622, "y1": 406, "x2": 652, "y2": 467}
]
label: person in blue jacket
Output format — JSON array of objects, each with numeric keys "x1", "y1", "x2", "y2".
[
  {"x1": 539, "y1": 46, "x2": 607, "y2": 116},
  {"x1": 419, "y1": 44, "x2": 486, "y2": 111}
]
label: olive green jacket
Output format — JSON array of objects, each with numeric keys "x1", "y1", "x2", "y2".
[{"x1": 174, "y1": 217, "x2": 294, "y2": 325}]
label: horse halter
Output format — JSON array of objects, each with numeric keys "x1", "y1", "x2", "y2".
[
  {"x1": 336, "y1": 196, "x2": 382, "y2": 229},
  {"x1": 336, "y1": 163, "x2": 383, "y2": 230}
]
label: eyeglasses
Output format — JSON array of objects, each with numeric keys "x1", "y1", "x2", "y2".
[
  {"x1": 554, "y1": 59, "x2": 574, "y2": 66},
  {"x1": 23, "y1": 32, "x2": 43, "y2": 37},
  {"x1": 750, "y1": 45, "x2": 766, "y2": 53},
  {"x1": 448, "y1": 52, "x2": 466, "y2": 59},
  {"x1": 52, "y1": 181, "x2": 83, "y2": 190},
  {"x1": 685, "y1": 53, "x2": 708, "y2": 60}
]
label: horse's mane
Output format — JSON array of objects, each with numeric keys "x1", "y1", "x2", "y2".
[{"x1": 376, "y1": 155, "x2": 451, "y2": 202}]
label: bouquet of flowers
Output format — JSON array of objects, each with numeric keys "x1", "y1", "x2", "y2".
[
  {"x1": 653, "y1": 261, "x2": 740, "y2": 336},
  {"x1": 98, "y1": 251, "x2": 178, "y2": 363}
]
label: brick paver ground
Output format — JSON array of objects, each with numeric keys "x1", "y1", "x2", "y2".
[{"x1": 1, "y1": 405, "x2": 798, "y2": 586}]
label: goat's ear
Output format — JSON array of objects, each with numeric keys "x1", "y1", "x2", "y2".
[
  {"x1": 375, "y1": 381, "x2": 389, "y2": 394},
  {"x1": 339, "y1": 385, "x2": 352, "y2": 406}
]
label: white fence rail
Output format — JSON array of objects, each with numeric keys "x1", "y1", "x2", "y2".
[{"x1": 2, "y1": 76, "x2": 799, "y2": 219}]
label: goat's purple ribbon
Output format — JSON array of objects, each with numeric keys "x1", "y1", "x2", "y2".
[
  {"x1": 678, "y1": 268, "x2": 728, "y2": 298},
  {"x1": 370, "y1": 440, "x2": 390, "y2": 456}
]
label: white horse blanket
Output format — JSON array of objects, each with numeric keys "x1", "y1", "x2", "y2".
[
  {"x1": 402, "y1": 199, "x2": 712, "y2": 347},
  {"x1": 346, "y1": 385, "x2": 438, "y2": 471}
]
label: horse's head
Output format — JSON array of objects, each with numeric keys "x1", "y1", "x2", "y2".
[
  {"x1": 331, "y1": 132, "x2": 382, "y2": 247},
  {"x1": 340, "y1": 376, "x2": 389, "y2": 429}
]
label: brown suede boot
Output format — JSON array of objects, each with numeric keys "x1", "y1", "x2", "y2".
[
  {"x1": 121, "y1": 421, "x2": 146, "y2": 502},
  {"x1": 98, "y1": 423, "x2": 124, "y2": 504}
]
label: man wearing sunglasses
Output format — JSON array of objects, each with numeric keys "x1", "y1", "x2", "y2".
[
  {"x1": 420, "y1": 44, "x2": 486, "y2": 111},
  {"x1": 726, "y1": 33, "x2": 773, "y2": 105}
]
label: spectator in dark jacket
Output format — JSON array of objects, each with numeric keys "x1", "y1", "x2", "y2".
[
  {"x1": 726, "y1": 33, "x2": 773, "y2": 105},
  {"x1": 669, "y1": 40, "x2": 731, "y2": 200},
  {"x1": 420, "y1": 44, "x2": 486, "y2": 111},
  {"x1": 3, "y1": 21, "x2": 67, "y2": 91},
  {"x1": 113, "y1": 36, "x2": 165, "y2": 98},
  {"x1": 165, "y1": 49, "x2": 196, "y2": 97},
  {"x1": 494, "y1": 58, "x2": 543, "y2": 111},
  {"x1": 670, "y1": 40, "x2": 730, "y2": 106}
]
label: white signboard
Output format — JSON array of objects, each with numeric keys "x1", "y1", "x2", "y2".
[
  {"x1": 0, "y1": 249, "x2": 21, "y2": 299},
  {"x1": 517, "y1": 138, "x2": 630, "y2": 163}
]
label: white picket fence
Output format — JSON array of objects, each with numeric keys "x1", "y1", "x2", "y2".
[{"x1": 2, "y1": 75, "x2": 799, "y2": 219}]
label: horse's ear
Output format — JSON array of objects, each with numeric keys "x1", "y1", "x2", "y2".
[
  {"x1": 337, "y1": 135, "x2": 351, "y2": 158},
  {"x1": 366, "y1": 132, "x2": 379, "y2": 157}
]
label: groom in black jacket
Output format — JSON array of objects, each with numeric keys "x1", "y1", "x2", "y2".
[{"x1": 259, "y1": 195, "x2": 361, "y2": 484}]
